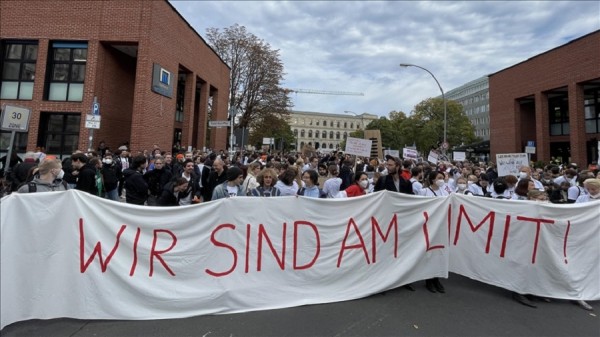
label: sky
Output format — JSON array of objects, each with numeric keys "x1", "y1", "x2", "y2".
[{"x1": 170, "y1": 1, "x2": 600, "y2": 118}]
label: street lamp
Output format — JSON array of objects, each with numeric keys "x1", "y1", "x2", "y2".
[
  {"x1": 344, "y1": 110, "x2": 365, "y2": 130},
  {"x1": 399, "y1": 63, "x2": 447, "y2": 154}
]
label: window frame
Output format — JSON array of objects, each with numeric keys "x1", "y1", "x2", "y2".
[{"x1": 0, "y1": 40, "x2": 38, "y2": 100}]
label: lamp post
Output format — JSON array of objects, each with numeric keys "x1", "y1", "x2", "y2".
[{"x1": 399, "y1": 63, "x2": 447, "y2": 154}]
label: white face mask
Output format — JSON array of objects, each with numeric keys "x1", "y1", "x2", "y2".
[
  {"x1": 359, "y1": 180, "x2": 369, "y2": 189},
  {"x1": 103, "y1": 159, "x2": 113, "y2": 165},
  {"x1": 56, "y1": 169, "x2": 65, "y2": 180},
  {"x1": 435, "y1": 179, "x2": 445, "y2": 187},
  {"x1": 518, "y1": 172, "x2": 528, "y2": 179},
  {"x1": 457, "y1": 184, "x2": 467, "y2": 190},
  {"x1": 467, "y1": 181, "x2": 475, "y2": 185}
]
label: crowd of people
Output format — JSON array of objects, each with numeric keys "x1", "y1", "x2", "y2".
[{"x1": 1, "y1": 142, "x2": 599, "y2": 311}]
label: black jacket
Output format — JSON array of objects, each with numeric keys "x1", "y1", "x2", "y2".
[
  {"x1": 374, "y1": 173, "x2": 414, "y2": 194},
  {"x1": 123, "y1": 168, "x2": 148, "y2": 205},
  {"x1": 144, "y1": 168, "x2": 173, "y2": 197},
  {"x1": 76, "y1": 163, "x2": 99, "y2": 195},
  {"x1": 157, "y1": 181, "x2": 183, "y2": 206}
]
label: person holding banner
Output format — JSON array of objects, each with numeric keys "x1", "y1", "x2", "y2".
[
  {"x1": 212, "y1": 166, "x2": 245, "y2": 200},
  {"x1": 16, "y1": 158, "x2": 67, "y2": 193},
  {"x1": 409, "y1": 167, "x2": 424, "y2": 195},
  {"x1": 344, "y1": 171, "x2": 369, "y2": 198},
  {"x1": 249, "y1": 168, "x2": 281, "y2": 197},
  {"x1": 123, "y1": 155, "x2": 149, "y2": 205},
  {"x1": 374, "y1": 155, "x2": 413, "y2": 195},
  {"x1": 297, "y1": 170, "x2": 327, "y2": 198}
]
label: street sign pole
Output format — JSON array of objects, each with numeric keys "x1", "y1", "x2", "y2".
[
  {"x1": 3, "y1": 131, "x2": 16, "y2": 178},
  {"x1": 1, "y1": 104, "x2": 31, "y2": 177},
  {"x1": 87, "y1": 97, "x2": 99, "y2": 152}
]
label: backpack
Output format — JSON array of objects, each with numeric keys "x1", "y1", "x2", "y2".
[{"x1": 22, "y1": 180, "x2": 68, "y2": 192}]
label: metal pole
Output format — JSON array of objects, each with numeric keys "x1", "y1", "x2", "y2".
[
  {"x1": 3, "y1": 131, "x2": 16, "y2": 178},
  {"x1": 399, "y1": 64, "x2": 447, "y2": 154},
  {"x1": 88, "y1": 96, "x2": 98, "y2": 152}
]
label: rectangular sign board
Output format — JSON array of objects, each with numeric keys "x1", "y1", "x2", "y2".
[
  {"x1": 345, "y1": 137, "x2": 372, "y2": 157},
  {"x1": 85, "y1": 114, "x2": 101, "y2": 129},
  {"x1": 1, "y1": 104, "x2": 31, "y2": 132},
  {"x1": 208, "y1": 120, "x2": 230, "y2": 128},
  {"x1": 496, "y1": 153, "x2": 528, "y2": 177}
]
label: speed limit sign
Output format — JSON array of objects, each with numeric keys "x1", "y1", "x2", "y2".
[{"x1": 1, "y1": 104, "x2": 31, "y2": 132}]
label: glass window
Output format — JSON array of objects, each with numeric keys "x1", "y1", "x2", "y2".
[
  {"x1": 322, "y1": 131, "x2": 326, "y2": 139},
  {"x1": 584, "y1": 87, "x2": 600, "y2": 133},
  {"x1": 38, "y1": 112, "x2": 81, "y2": 157},
  {"x1": 548, "y1": 94, "x2": 569, "y2": 136},
  {"x1": 1, "y1": 41, "x2": 38, "y2": 100},
  {"x1": 46, "y1": 41, "x2": 87, "y2": 102}
]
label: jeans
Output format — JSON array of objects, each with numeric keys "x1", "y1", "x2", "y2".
[{"x1": 104, "y1": 188, "x2": 119, "y2": 201}]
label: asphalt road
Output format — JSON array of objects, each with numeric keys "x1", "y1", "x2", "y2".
[{"x1": 1, "y1": 273, "x2": 597, "y2": 337}]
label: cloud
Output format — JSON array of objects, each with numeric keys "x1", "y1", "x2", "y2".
[{"x1": 170, "y1": 0, "x2": 600, "y2": 117}]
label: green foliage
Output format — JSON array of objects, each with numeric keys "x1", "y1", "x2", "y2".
[
  {"x1": 375, "y1": 98, "x2": 478, "y2": 155},
  {"x1": 248, "y1": 114, "x2": 295, "y2": 151}
]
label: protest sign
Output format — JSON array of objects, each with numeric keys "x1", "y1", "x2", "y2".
[{"x1": 496, "y1": 153, "x2": 529, "y2": 177}]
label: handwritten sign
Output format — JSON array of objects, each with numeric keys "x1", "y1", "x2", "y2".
[
  {"x1": 345, "y1": 137, "x2": 372, "y2": 157},
  {"x1": 496, "y1": 153, "x2": 528, "y2": 177}
]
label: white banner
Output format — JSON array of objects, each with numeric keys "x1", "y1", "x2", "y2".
[{"x1": 1, "y1": 191, "x2": 599, "y2": 329}]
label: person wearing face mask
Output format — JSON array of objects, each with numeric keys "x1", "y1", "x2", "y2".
[
  {"x1": 101, "y1": 154, "x2": 121, "y2": 201},
  {"x1": 571, "y1": 178, "x2": 600, "y2": 311},
  {"x1": 518, "y1": 165, "x2": 545, "y2": 191},
  {"x1": 454, "y1": 176, "x2": 471, "y2": 195},
  {"x1": 420, "y1": 170, "x2": 450, "y2": 197},
  {"x1": 466, "y1": 174, "x2": 484, "y2": 196},
  {"x1": 419, "y1": 170, "x2": 449, "y2": 294},
  {"x1": 345, "y1": 171, "x2": 369, "y2": 197},
  {"x1": 17, "y1": 158, "x2": 68, "y2": 193},
  {"x1": 553, "y1": 168, "x2": 577, "y2": 187}
]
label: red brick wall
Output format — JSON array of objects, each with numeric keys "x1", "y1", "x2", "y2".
[
  {"x1": 489, "y1": 30, "x2": 600, "y2": 165},
  {"x1": 0, "y1": 0, "x2": 230, "y2": 154}
]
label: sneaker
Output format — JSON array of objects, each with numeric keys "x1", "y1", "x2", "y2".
[
  {"x1": 573, "y1": 300, "x2": 593, "y2": 311},
  {"x1": 512, "y1": 292, "x2": 537, "y2": 308}
]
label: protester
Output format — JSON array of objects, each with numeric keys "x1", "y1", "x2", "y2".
[
  {"x1": 297, "y1": 169, "x2": 326, "y2": 198},
  {"x1": 156, "y1": 177, "x2": 189, "y2": 206},
  {"x1": 249, "y1": 167, "x2": 282, "y2": 197},
  {"x1": 143, "y1": 156, "x2": 172, "y2": 206},
  {"x1": 212, "y1": 166, "x2": 245, "y2": 200},
  {"x1": 275, "y1": 167, "x2": 299, "y2": 196},
  {"x1": 17, "y1": 158, "x2": 67, "y2": 193},
  {"x1": 123, "y1": 155, "x2": 148, "y2": 205},
  {"x1": 71, "y1": 153, "x2": 98, "y2": 195},
  {"x1": 101, "y1": 153, "x2": 120, "y2": 201},
  {"x1": 242, "y1": 161, "x2": 261, "y2": 195},
  {"x1": 344, "y1": 171, "x2": 369, "y2": 197}
]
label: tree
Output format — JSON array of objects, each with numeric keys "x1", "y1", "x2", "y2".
[
  {"x1": 398, "y1": 98, "x2": 478, "y2": 154},
  {"x1": 248, "y1": 114, "x2": 295, "y2": 152},
  {"x1": 205, "y1": 24, "x2": 292, "y2": 131}
]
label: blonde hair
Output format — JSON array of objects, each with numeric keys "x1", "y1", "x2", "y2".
[
  {"x1": 37, "y1": 158, "x2": 61, "y2": 175},
  {"x1": 583, "y1": 178, "x2": 600, "y2": 190}
]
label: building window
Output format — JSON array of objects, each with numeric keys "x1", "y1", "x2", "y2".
[
  {"x1": 175, "y1": 73, "x2": 185, "y2": 122},
  {"x1": 350, "y1": 122, "x2": 354, "y2": 129},
  {"x1": 330, "y1": 121, "x2": 334, "y2": 127},
  {"x1": 293, "y1": 129, "x2": 298, "y2": 136},
  {"x1": 329, "y1": 143, "x2": 334, "y2": 149},
  {"x1": 584, "y1": 87, "x2": 600, "y2": 133},
  {"x1": 344, "y1": 121, "x2": 347, "y2": 128},
  {"x1": 329, "y1": 131, "x2": 334, "y2": 139},
  {"x1": 47, "y1": 42, "x2": 87, "y2": 101},
  {"x1": 301, "y1": 129, "x2": 305, "y2": 137},
  {"x1": 343, "y1": 132, "x2": 347, "y2": 139},
  {"x1": 337, "y1": 121, "x2": 340, "y2": 128},
  {"x1": 549, "y1": 95, "x2": 569, "y2": 136},
  {"x1": 1, "y1": 40, "x2": 38, "y2": 100},
  {"x1": 314, "y1": 130, "x2": 319, "y2": 138},
  {"x1": 322, "y1": 130, "x2": 326, "y2": 139},
  {"x1": 336, "y1": 131, "x2": 340, "y2": 140},
  {"x1": 323, "y1": 120, "x2": 327, "y2": 126},
  {"x1": 316, "y1": 121, "x2": 319, "y2": 126},
  {"x1": 308, "y1": 130, "x2": 312, "y2": 137},
  {"x1": 38, "y1": 112, "x2": 81, "y2": 157}
]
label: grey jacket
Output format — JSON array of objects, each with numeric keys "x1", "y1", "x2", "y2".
[
  {"x1": 17, "y1": 178, "x2": 68, "y2": 193},
  {"x1": 211, "y1": 181, "x2": 244, "y2": 200}
]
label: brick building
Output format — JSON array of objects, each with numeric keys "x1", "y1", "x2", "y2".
[
  {"x1": 489, "y1": 30, "x2": 600, "y2": 166},
  {"x1": 0, "y1": 0, "x2": 230, "y2": 158}
]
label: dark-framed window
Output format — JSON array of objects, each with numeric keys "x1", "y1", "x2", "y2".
[
  {"x1": 37, "y1": 112, "x2": 81, "y2": 158},
  {"x1": 329, "y1": 131, "x2": 334, "y2": 139},
  {"x1": 336, "y1": 131, "x2": 340, "y2": 140},
  {"x1": 584, "y1": 87, "x2": 600, "y2": 134},
  {"x1": 0, "y1": 40, "x2": 38, "y2": 100},
  {"x1": 301, "y1": 129, "x2": 305, "y2": 137},
  {"x1": 175, "y1": 73, "x2": 185, "y2": 122},
  {"x1": 322, "y1": 130, "x2": 326, "y2": 139},
  {"x1": 549, "y1": 94, "x2": 569, "y2": 136},
  {"x1": 308, "y1": 130, "x2": 312, "y2": 138},
  {"x1": 46, "y1": 41, "x2": 87, "y2": 101}
]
